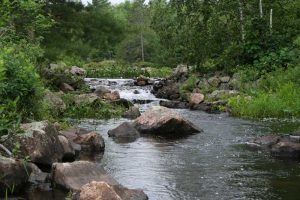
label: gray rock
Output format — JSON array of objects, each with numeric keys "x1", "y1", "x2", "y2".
[
  {"x1": 44, "y1": 91, "x2": 66, "y2": 112},
  {"x1": 133, "y1": 106, "x2": 202, "y2": 137},
  {"x1": 122, "y1": 106, "x2": 141, "y2": 119},
  {"x1": 108, "y1": 122, "x2": 140, "y2": 142}
]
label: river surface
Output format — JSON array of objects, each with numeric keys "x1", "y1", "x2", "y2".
[
  {"x1": 77, "y1": 78, "x2": 300, "y2": 200},
  {"x1": 27, "y1": 78, "x2": 300, "y2": 200}
]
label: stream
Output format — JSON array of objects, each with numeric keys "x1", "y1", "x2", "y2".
[{"x1": 28, "y1": 78, "x2": 300, "y2": 200}]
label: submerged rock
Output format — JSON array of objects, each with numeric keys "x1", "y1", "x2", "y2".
[
  {"x1": 133, "y1": 106, "x2": 202, "y2": 137},
  {"x1": 108, "y1": 122, "x2": 140, "y2": 142},
  {"x1": 247, "y1": 135, "x2": 300, "y2": 159}
]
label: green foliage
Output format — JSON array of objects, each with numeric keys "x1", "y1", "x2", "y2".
[
  {"x1": 61, "y1": 94, "x2": 126, "y2": 119},
  {"x1": 179, "y1": 75, "x2": 199, "y2": 100},
  {"x1": 0, "y1": 47, "x2": 44, "y2": 121},
  {"x1": 229, "y1": 65, "x2": 300, "y2": 119},
  {"x1": 83, "y1": 61, "x2": 171, "y2": 78},
  {"x1": 0, "y1": 100, "x2": 21, "y2": 137}
]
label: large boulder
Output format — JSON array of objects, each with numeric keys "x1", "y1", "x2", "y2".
[
  {"x1": 44, "y1": 91, "x2": 66, "y2": 112},
  {"x1": 122, "y1": 106, "x2": 141, "y2": 119},
  {"x1": 58, "y1": 135, "x2": 76, "y2": 160},
  {"x1": 52, "y1": 161, "x2": 117, "y2": 191},
  {"x1": 0, "y1": 156, "x2": 33, "y2": 195},
  {"x1": 10, "y1": 121, "x2": 64, "y2": 165},
  {"x1": 108, "y1": 122, "x2": 140, "y2": 142},
  {"x1": 52, "y1": 161, "x2": 148, "y2": 200},
  {"x1": 133, "y1": 106, "x2": 201, "y2": 137}
]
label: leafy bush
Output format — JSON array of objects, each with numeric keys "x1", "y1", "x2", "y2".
[
  {"x1": 61, "y1": 94, "x2": 126, "y2": 119},
  {"x1": 83, "y1": 61, "x2": 171, "y2": 78},
  {"x1": 179, "y1": 75, "x2": 199, "y2": 100},
  {"x1": 0, "y1": 47, "x2": 44, "y2": 121}
]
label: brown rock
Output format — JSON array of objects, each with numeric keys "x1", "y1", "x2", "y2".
[
  {"x1": 189, "y1": 93, "x2": 205, "y2": 105},
  {"x1": 74, "y1": 131, "x2": 105, "y2": 152},
  {"x1": 78, "y1": 181, "x2": 122, "y2": 200},
  {"x1": 103, "y1": 91, "x2": 120, "y2": 101},
  {"x1": 108, "y1": 122, "x2": 140, "y2": 142},
  {"x1": 70, "y1": 66, "x2": 86, "y2": 76},
  {"x1": 58, "y1": 135, "x2": 75, "y2": 160},
  {"x1": 133, "y1": 106, "x2": 201, "y2": 137},
  {"x1": 122, "y1": 106, "x2": 141, "y2": 119}
]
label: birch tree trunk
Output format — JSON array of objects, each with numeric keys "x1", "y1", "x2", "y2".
[
  {"x1": 140, "y1": 32, "x2": 145, "y2": 62},
  {"x1": 259, "y1": 0, "x2": 263, "y2": 18},
  {"x1": 270, "y1": 8, "x2": 273, "y2": 32},
  {"x1": 239, "y1": 0, "x2": 245, "y2": 42}
]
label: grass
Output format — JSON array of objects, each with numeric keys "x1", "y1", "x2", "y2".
[{"x1": 229, "y1": 65, "x2": 300, "y2": 119}]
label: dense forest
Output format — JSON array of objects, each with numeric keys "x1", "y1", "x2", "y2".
[
  {"x1": 1, "y1": 0, "x2": 300, "y2": 198},
  {"x1": 1, "y1": 0, "x2": 300, "y2": 135}
]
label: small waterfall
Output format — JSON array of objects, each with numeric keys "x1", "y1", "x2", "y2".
[{"x1": 84, "y1": 78, "x2": 165, "y2": 111}]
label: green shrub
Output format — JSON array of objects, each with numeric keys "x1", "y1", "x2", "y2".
[
  {"x1": 229, "y1": 65, "x2": 300, "y2": 118},
  {"x1": 179, "y1": 75, "x2": 199, "y2": 100},
  {"x1": 0, "y1": 47, "x2": 44, "y2": 121}
]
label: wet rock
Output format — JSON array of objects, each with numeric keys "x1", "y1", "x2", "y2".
[
  {"x1": 52, "y1": 161, "x2": 148, "y2": 200},
  {"x1": 122, "y1": 106, "x2": 141, "y2": 119},
  {"x1": 252, "y1": 135, "x2": 280, "y2": 148},
  {"x1": 248, "y1": 135, "x2": 300, "y2": 159},
  {"x1": 189, "y1": 93, "x2": 205, "y2": 105},
  {"x1": 94, "y1": 86, "x2": 110, "y2": 97},
  {"x1": 271, "y1": 141, "x2": 300, "y2": 158},
  {"x1": 11, "y1": 121, "x2": 64, "y2": 165},
  {"x1": 108, "y1": 122, "x2": 140, "y2": 142},
  {"x1": 60, "y1": 83, "x2": 74, "y2": 93},
  {"x1": 52, "y1": 161, "x2": 118, "y2": 191},
  {"x1": 44, "y1": 91, "x2": 66, "y2": 112},
  {"x1": 0, "y1": 156, "x2": 33, "y2": 194},
  {"x1": 73, "y1": 131, "x2": 105, "y2": 153},
  {"x1": 159, "y1": 100, "x2": 189, "y2": 109},
  {"x1": 58, "y1": 135, "x2": 75, "y2": 160},
  {"x1": 70, "y1": 66, "x2": 86, "y2": 76},
  {"x1": 133, "y1": 90, "x2": 140, "y2": 94},
  {"x1": 192, "y1": 103, "x2": 211, "y2": 112},
  {"x1": 112, "y1": 98, "x2": 134, "y2": 109},
  {"x1": 74, "y1": 94, "x2": 99, "y2": 105},
  {"x1": 28, "y1": 164, "x2": 49, "y2": 184},
  {"x1": 133, "y1": 106, "x2": 202, "y2": 137}
]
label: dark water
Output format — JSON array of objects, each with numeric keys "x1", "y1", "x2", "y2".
[
  {"x1": 24, "y1": 78, "x2": 300, "y2": 200},
  {"x1": 77, "y1": 111, "x2": 300, "y2": 200}
]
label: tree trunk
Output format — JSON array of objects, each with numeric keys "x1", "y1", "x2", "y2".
[
  {"x1": 238, "y1": 0, "x2": 245, "y2": 42},
  {"x1": 140, "y1": 32, "x2": 145, "y2": 62},
  {"x1": 270, "y1": 8, "x2": 273, "y2": 32},
  {"x1": 259, "y1": 0, "x2": 263, "y2": 18}
]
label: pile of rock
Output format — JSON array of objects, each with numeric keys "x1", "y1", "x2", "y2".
[{"x1": 0, "y1": 121, "x2": 147, "y2": 199}]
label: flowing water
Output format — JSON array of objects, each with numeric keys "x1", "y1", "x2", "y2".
[
  {"x1": 77, "y1": 78, "x2": 300, "y2": 200},
  {"x1": 26, "y1": 78, "x2": 300, "y2": 200}
]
